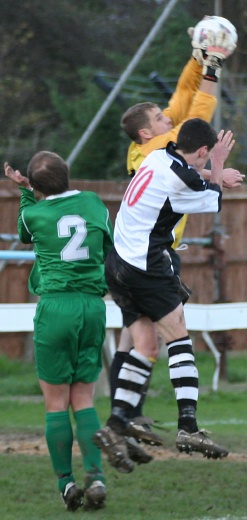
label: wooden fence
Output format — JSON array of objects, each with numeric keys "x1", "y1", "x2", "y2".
[{"x1": 1, "y1": 179, "x2": 247, "y2": 358}]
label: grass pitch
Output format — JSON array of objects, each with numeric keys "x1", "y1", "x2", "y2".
[{"x1": 1, "y1": 352, "x2": 247, "y2": 519}]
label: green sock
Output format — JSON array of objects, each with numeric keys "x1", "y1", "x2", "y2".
[
  {"x1": 45, "y1": 410, "x2": 74, "y2": 492},
  {"x1": 74, "y1": 407, "x2": 105, "y2": 485}
]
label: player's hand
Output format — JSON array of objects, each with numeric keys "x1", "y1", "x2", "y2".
[
  {"x1": 212, "y1": 129, "x2": 235, "y2": 163},
  {"x1": 222, "y1": 168, "x2": 245, "y2": 189},
  {"x1": 204, "y1": 28, "x2": 237, "y2": 61},
  {"x1": 188, "y1": 18, "x2": 231, "y2": 70},
  {"x1": 188, "y1": 20, "x2": 205, "y2": 65},
  {"x1": 190, "y1": 15, "x2": 238, "y2": 78},
  {"x1": 188, "y1": 24, "x2": 225, "y2": 73},
  {"x1": 4, "y1": 162, "x2": 31, "y2": 189}
]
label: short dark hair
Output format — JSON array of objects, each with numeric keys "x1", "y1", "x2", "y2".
[
  {"x1": 121, "y1": 102, "x2": 158, "y2": 143},
  {"x1": 176, "y1": 118, "x2": 218, "y2": 153},
  {"x1": 27, "y1": 151, "x2": 69, "y2": 195}
]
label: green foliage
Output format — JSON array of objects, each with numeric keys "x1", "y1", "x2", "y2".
[
  {"x1": 45, "y1": 10, "x2": 198, "y2": 179},
  {"x1": 0, "y1": 0, "x2": 159, "y2": 176},
  {"x1": 0, "y1": 1, "x2": 245, "y2": 180},
  {"x1": 47, "y1": 69, "x2": 127, "y2": 179},
  {"x1": 135, "y1": 11, "x2": 197, "y2": 78}
]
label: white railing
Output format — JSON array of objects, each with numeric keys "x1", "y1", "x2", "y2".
[{"x1": 1, "y1": 300, "x2": 247, "y2": 391}]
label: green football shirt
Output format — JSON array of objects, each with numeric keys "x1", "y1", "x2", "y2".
[{"x1": 18, "y1": 188, "x2": 113, "y2": 296}]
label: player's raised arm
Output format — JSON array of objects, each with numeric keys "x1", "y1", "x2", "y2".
[{"x1": 4, "y1": 162, "x2": 32, "y2": 189}]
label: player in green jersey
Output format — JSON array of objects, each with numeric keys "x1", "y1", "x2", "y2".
[{"x1": 4, "y1": 152, "x2": 113, "y2": 512}]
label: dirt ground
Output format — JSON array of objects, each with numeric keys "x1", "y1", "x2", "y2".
[{"x1": 1, "y1": 433, "x2": 247, "y2": 463}]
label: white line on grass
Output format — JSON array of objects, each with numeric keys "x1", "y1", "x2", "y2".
[
  {"x1": 196, "y1": 517, "x2": 247, "y2": 520},
  {"x1": 157, "y1": 419, "x2": 247, "y2": 428}
]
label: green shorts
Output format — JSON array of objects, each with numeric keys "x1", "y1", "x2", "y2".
[{"x1": 33, "y1": 292, "x2": 106, "y2": 384}]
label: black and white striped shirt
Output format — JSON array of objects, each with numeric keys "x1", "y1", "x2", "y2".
[{"x1": 114, "y1": 142, "x2": 222, "y2": 273}]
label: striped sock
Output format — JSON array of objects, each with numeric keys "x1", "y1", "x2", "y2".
[{"x1": 167, "y1": 336, "x2": 199, "y2": 432}]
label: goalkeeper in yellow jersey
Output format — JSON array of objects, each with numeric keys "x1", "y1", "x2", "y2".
[{"x1": 109, "y1": 15, "x2": 244, "y2": 464}]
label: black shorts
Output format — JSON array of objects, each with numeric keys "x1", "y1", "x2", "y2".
[{"x1": 105, "y1": 247, "x2": 182, "y2": 327}]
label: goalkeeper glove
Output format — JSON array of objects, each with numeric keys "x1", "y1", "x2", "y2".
[{"x1": 188, "y1": 16, "x2": 238, "y2": 82}]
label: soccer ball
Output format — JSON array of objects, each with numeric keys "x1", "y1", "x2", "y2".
[{"x1": 192, "y1": 16, "x2": 238, "y2": 58}]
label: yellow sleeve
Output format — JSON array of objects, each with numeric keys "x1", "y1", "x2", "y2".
[
  {"x1": 164, "y1": 57, "x2": 203, "y2": 126},
  {"x1": 185, "y1": 90, "x2": 217, "y2": 123}
]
